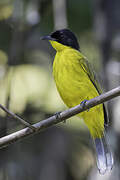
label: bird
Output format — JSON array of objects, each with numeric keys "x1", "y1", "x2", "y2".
[{"x1": 41, "y1": 29, "x2": 113, "y2": 174}]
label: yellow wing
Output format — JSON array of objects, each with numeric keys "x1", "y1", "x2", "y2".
[
  {"x1": 79, "y1": 55, "x2": 109, "y2": 126},
  {"x1": 80, "y1": 57, "x2": 102, "y2": 94}
]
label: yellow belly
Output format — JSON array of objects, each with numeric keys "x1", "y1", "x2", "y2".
[{"x1": 53, "y1": 49, "x2": 104, "y2": 138}]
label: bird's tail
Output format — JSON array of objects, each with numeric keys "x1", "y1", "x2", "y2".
[{"x1": 93, "y1": 135, "x2": 113, "y2": 174}]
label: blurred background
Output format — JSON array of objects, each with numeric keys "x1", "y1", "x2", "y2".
[{"x1": 0, "y1": 0, "x2": 120, "y2": 179}]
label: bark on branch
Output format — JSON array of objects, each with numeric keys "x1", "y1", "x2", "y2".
[
  {"x1": 0, "y1": 104, "x2": 36, "y2": 130},
  {"x1": 0, "y1": 86, "x2": 120, "y2": 149}
]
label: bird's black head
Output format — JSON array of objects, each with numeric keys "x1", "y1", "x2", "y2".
[{"x1": 42, "y1": 29, "x2": 80, "y2": 51}]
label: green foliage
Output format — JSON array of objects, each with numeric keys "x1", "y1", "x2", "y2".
[{"x1": 0, "y1": 0, "x2": 13, "y2": 20}]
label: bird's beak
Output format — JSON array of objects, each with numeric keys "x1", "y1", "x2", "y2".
[{"x1": 40, "y1": 35, "x2": 56, "y2": 41}]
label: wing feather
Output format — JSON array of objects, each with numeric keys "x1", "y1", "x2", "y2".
[{"x1": 79, "y1": 56, "x2": 109, "y2": 126}]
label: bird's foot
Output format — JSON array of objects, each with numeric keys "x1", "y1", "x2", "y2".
[
  {"x1": 80, "y1": 100, "x2": 89, "y2": 112},
  {"x1": 54, "y1": 111, "x2": 61, "y2": 119},
  {"x1": 54, "y1": 112, "x2": 66, "y2": 123}
]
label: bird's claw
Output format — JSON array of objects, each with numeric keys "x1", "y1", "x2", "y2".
[
  {"x1": 54, "y1": 112, "x2": 66, "y2": 123},
  {"x1": 80, "y1": 100, "x2": 89, "y2": 112},
  {"x1": 54, "y1": 111, "x2": 61, "y2": 119}
]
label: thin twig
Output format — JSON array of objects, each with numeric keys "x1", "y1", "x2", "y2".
[
  {"x1": 0, "y1": 104, "x2": 36, "y2": 131},
  {"x1": 0, "y1": 86, "x2": 120, "y2": 149}
]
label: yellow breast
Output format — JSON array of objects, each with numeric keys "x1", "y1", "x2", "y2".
[{"x1": 53, "y1": 48, "x2": 98, "y2": 107}]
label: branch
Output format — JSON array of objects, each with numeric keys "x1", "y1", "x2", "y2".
[
  {"x1": 0, "y1": 104, "x2": 36, "y2": 130},
  {"x1": 0, "y1": 86, "x2": 120, "y2": 149}
]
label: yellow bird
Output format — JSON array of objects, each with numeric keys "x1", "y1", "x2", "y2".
[{"x1": 41, "y1": 29, "x2": 113, "y2": 174}]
